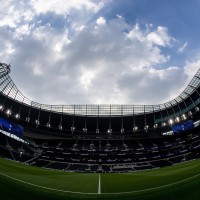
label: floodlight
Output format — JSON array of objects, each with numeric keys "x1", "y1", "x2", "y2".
[
  {"x1": 58, "y1": 125, "x2": 62, "y2": 130},
  {"x1": 181, "y1": 114, "x2": 187, "y2": 120},
  {"x1": 46, "y1": 123, "x2": 51, "y2": 128},
  {"x1": 71, "y1": 126, "x2": 75, "y2": 132},
  {"x1": 107, "y1": 129, "x2": 112, "y2": 134},
  {"x1": 26, "y1": 117, "x2": 30, "y2": 122},
  {"x1": 6, "y1": 109, "x2": 11, "y2": 115},
  {"x1": 168, "y1": 119, "x2": 173, "y2": 125},
  {"x1": 175, "y1": 117, "x2": 180, "y2": 123},
  {"x1": 0, "y1": 105, "x2": 3, "y2": 110},
  {"x1": 15, "y1": 114, "x2": 20, "y2": 119},
  {"x1": 83, "y1": 128, "x2": 87, "y2": 133},
  {"x1": 96, "y1": 129, "x2": 99, "y2": 133}
]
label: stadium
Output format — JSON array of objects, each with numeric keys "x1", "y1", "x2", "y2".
[{"x1": 0, "y1": 61, "x2": 200, "y2": 200}]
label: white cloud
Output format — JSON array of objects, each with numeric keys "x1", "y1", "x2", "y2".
[
  {"x1": 184, "y1": 59, "x2": 200, "y2": 80},
  {"x1": 9, "y1": 18, "x2": 175, "y2": 104},
  {"x1": 14, "y1": 24, "x2": 33, "y2": 39},
  {"x1": 147, "y1": 26, "x2": 173, "y2": 47},
  {"x1": 178, "y1": 42, "x2": 188, "y2": 53},
  {"x1": 29, "y1": 0, "x2": 105, "y2": 15},
  {"x1": 96, "y1": 16, "x2": 106, "y2": 25},
  {"x1": 0, "y1": 1, "x2": 198, "y2": 105},
  {"x1": 32, "y1": 65, "x2": 43, "y2": 76},
  {"x1": 0, "y1": 1, "x2": 35, "y2": 28},
  {"x1": 127, "y1": 24, "x2": 174, "y2": 48},
  {"x1": 126, "y1": 23, "x2": 144, "y2": 42},
  {"x1": 116, "y1": 14, "x2": 123, "y2": 19},
  {"x1": 80, "y1": 70, "x2": 96, "y2": 90}
]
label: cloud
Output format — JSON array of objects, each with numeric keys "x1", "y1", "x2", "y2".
[
  {"x1": 0, "y1": 1, "x2": 198, "y2": 106},
  {"x1": 0, "y1": 1, "x2": 35, "y2": 28},
  {"x1": 147, "y1": 26, "x2": 173, "y2": 47},
  {"x1": 96, "y1": 16, "x2": 106, "y2": 25},
  {"x1": 30, "y1": 0, "x2": 105, "y2": 15},
  {"x1": 116, "y1": 67, "x2": 186, "y2": 104},
  {"x1": 184, "y1": 59, "x2": 200, "y2": 80},
  {"x1": 127, "y1": 24, "x2": 174, "y2": 47},
  {"x1": 178, "y1": 42, "x2": 188, "y2": 53}
]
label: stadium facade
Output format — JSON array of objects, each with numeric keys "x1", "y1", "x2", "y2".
[{"x1": 0, "y1": 62, "x2": 200, "y2": 172}]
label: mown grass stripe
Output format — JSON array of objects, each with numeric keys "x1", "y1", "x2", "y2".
[{"x1": 0, "y1": 172, "x2": 97, "y2": 195}]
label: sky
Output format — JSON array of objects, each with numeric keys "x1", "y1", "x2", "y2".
[{"x1": 0, "y1": 0, "x2": 200, "y2": 105}]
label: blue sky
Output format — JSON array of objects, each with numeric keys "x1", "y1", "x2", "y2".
[{"x1": 0, "y1": 0, "x2": 199, "y2": 105}]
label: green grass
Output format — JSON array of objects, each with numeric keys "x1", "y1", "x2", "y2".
[{"x1": 1, "y1": 158, "x2": 200, "y2": 200}]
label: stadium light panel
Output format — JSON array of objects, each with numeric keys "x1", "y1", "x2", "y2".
[
  {"x1": 133, "y1": 126, "x2": 138, "y2": 131},
  {"x1": 71, "y1": 126, "x2": 75, "y2": 132},
  {"x1": 181, "y1": 114, "x2": 187, "y2": 120},
  {"x1": 15, "y1": 114, "x2": 20, "y2": 119},
  {"x1": 188, "y1": 111, "x2": 192, "y2": 116},
  {"x1": 46, "y1": 123, "x2": 51, "y2": 128},
  {"x1": 6, "y1": 109, "x2": 11, "y2": 115},
  {"x1": 26, "y1": 117, "x2": 30, "y2": 122},
  {"x1": 168, "y1": 119, "x2": 173, "y2": 125},
  {"x1": 83, "y1": 128, "x2": 87, "y2": 133},
  {"x1": 107, "y1": 129, "x2": 112, "y2": 134},
  {"x1": 120, "y1": 128, "x2": 124, "y2": 133},
  {"x1": 0, "y1": 105, "x2": 3, "y2": 110},
  {"x1": 96, "y1": 129, "x2": 99, "y2": 133},
  {"x1": 195, "y1": 107, "x2": 200, "y2": 112},
  {"x1": 58, "y1": 125, "x2": 62, "y2": 130},
  {"x1": 154, "y1": 124, "x2": 158, "y2": 128},
  {"x1": 35, "y1": 120, "x2": 40, "y2": 125},
  {"x1": 175, "y1": 117, "x2": 180, "y2": 123},
  {"x1": 144, "y1": 125, "x2": 149, "y2": 130}
]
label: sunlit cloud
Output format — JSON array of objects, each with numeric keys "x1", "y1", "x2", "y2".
[{"x1": 0, "y1": 0, "x2": 199, "y2": 105}]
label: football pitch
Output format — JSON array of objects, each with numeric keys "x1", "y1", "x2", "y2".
[{"x1": 0, "y1": 158, "x2": 200, "y2": 200}]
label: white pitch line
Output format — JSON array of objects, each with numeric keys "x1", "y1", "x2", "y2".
[
  {"x1": 1, "y1": 172, "x2": 200, "y2": 195},
  {"x1": 102, "y1": 173, "x2": 200, "y2": 195},
  {"x1": 98, "y1": 173, "x2": 101, "y2": 194},
  {"x1": 0, "y1": 172, "x2": 96, "y2": 195}
]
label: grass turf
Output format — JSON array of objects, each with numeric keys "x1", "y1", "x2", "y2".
[{"x1": 0, "y1": 157, "x2": 200, "y2": 200}]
